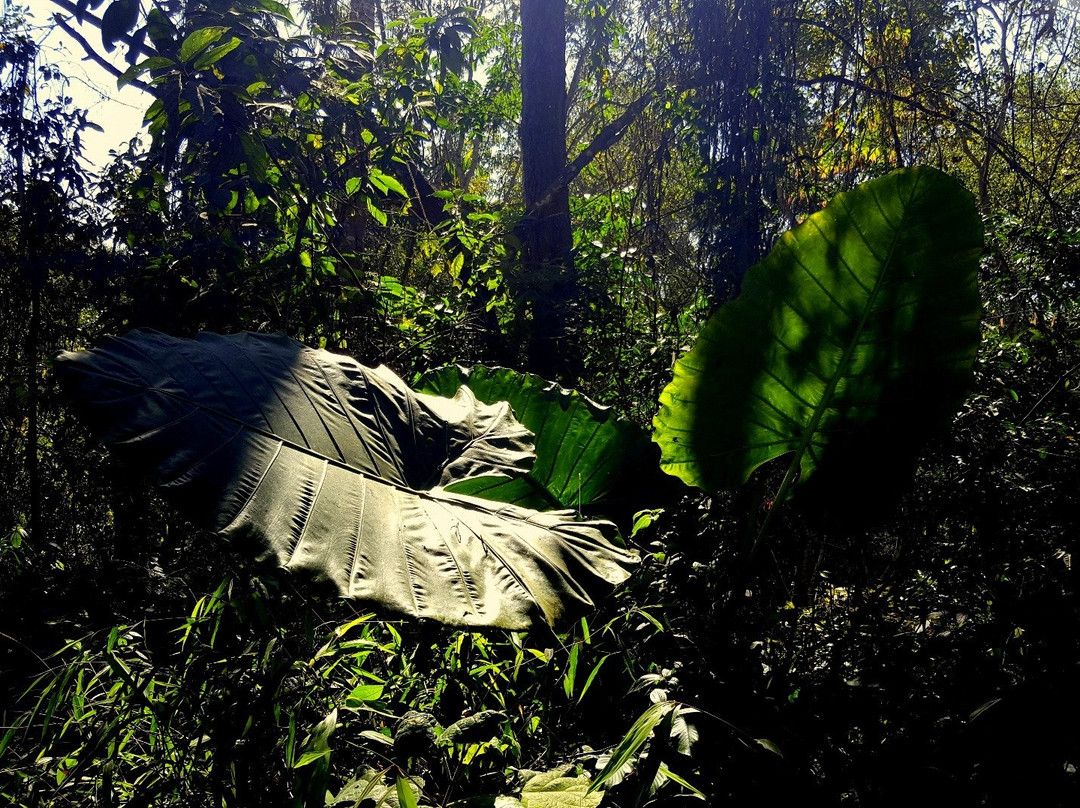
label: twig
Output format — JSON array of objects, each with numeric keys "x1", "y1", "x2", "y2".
[
  {"x1": 1019, "y1": 361, "x2": 1080, "y2": 425},
  {"x1": 0, "y1": 629, "x2": 49, "y2": 669},
  {"x1": 529, "y1": 89, "x2": 657, "y2": 216},
  {"x1": 786, "y1": 74, "x2": 1062, "y2": 217},
  {"x1": 50, "y1": 12, "x2": 154, "y2": 94}
]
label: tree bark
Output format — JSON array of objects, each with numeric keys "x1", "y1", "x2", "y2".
[{"x1": 519, "y1": 0, "x2": 577, "y2": 382}]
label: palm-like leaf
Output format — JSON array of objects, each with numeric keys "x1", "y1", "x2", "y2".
[
  {"x1": 54, "y1": 331, "x2": 637, "y2": 629},
  {"x1": 414, "y1": 366, "x2": 656, "y2": 513},
  {"x1": 654, "y1": 167, "x2": 982, "y2": 502}
]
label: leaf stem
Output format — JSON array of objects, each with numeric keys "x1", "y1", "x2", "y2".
[{"x1": 749, "y1": 458, "x2": 798, "y2": 560}]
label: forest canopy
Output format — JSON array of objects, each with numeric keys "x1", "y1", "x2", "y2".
[{"x1": 1, "y1": 0, "x2": 1078, "y2": 805}]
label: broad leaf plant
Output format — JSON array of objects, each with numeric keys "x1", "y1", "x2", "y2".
[{"x1": 56, "y1": 166, "x2": 982, "y2": 633}]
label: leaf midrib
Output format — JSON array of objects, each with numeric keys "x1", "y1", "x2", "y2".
[
  {"x1": 87, "y1": 367, "x2": 602, "y2": 544},
  {"x1": 71, "y1": 365, "x2": 537, "y2": 513}
]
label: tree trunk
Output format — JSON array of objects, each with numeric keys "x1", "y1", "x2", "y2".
[
  {"x1": 12, "y1": 56, "x2": 40, "y2": 542},
  {"x1": 519, "y1": 0, "x2": 577, "y2": 382},
  {"x1": 349, "y1": 0, "x2": 376, "y2": 32}
]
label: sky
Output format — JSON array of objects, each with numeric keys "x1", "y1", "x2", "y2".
[{"x1": 21, "y1": 0, "x2": 150, "y2": 170}]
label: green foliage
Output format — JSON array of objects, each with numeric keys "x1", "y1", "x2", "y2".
[
  {"x1": 0, "y1": 570, "x2": 665, "y2": 806},
  {"x1": 2, "y1": 578, "x2": 301, "y2": 806},
  {"x1": 33, "y1": 164, "x2": 1058, "y2": 806},
  {"x1": 87, "y1": 0, "x2": 518, "y2": 354},
  {"x1": 54, "y1": 330, "x2": 638, "y2": 629},
  {"x1": 589, "y1": 700, "x2": 676, "y2": 792},
  {"x1": 4, "y1": 0, "x2": 1080, "y2": 805},
  {"x1": 654, "y1": 167, "x2": 983, "y2": 518},
  {"x1": 414, "y1": 365, "x2": 656, "y2": 515},
  {"x1": 513, "y1": 766, "x2": 603, "y2": 808}
]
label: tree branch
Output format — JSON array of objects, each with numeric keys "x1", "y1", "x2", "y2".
[
  {"x1": 786, "y1": 74, "x2": 1063, "y2": 216},
  {"x1": 51, "y1": 12, "x2": 154, "y2": 93},
  {"x1": 529, "y1": 88, "x2": 656, "y2": 216}
]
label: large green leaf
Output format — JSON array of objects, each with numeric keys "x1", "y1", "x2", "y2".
[
  {"x1": 331, "y1": 768, "x2": 430, "y2": 807},
  {"x1": 516, "y1": 766, "x2": 603, "y2": 807},
  {"x1": 654, "y1": 166, "x2": 982, "y2": 502},
  {"x1": 414, "y1": 366, "x2": 657, "y2": 513},
  {"x1": 54, "y1": 331, "x2": 637, "y2": 629}
]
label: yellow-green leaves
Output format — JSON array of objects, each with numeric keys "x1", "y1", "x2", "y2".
[
  {"x1": 192, "y1": 37, "x2": 241, "y2": 71},
  {"x1": 179, "y1": 26, "x2": 230, "y2": 62}
]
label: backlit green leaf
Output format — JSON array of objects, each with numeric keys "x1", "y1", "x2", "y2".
[
  {"x1": 397, "y1": 775, "x2": 420, "y2": 808},
  {"x1": 117, "y1": 56, "x2": 175, "y2": 89},
  {"x1": 345, "y1": 684, "x2": 384, "y2": 705},
  {"x1": 415, "y1": 366, "x2": 657, "y2": 514},
  {"x1": 179, "y1": 26, "x2": 229, "y2": 62},
  {"x1": 654, "y1": 166, "x2": 982, "y2": 509},
  {"x1": 588, "y1": 701, "x2": 677, "y2": 793},
  {"x1": 370, "y1": 167, "x2": 408, "y2": 197},
  {"x1": 193, "y1": 36, "x2": 240, "y2": 70},
  {"x1": 367, "y1": 196, "x2": 388, "y2": 226}
]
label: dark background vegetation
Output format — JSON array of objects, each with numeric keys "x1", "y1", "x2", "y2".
[{"x1": 2, "y1": 0, "x2": 1078, "y2": 805}]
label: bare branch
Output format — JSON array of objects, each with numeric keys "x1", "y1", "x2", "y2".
[
  {"x1": 530, "y1": 89, "x2": 656, "y2": 216},
  {"x1": 51, "y1": 13, "x2": 154, "y2": 94},
  {"x1": 50, "y1": 0, "x2": 159, "y2": 92}
]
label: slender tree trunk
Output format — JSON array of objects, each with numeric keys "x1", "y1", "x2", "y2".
[
  {"x1": 12, "y1": 56, "x2": 40, "y2": 541},
  {"x1": 27, "y1": 274, "x2": 41, "y2": 543},
  {"x1": 349, "y1": 0, "x2": 375, "y2": 32},
  {"x1": 519, "y1": 0, "x2": 577, "y2": 382}
]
